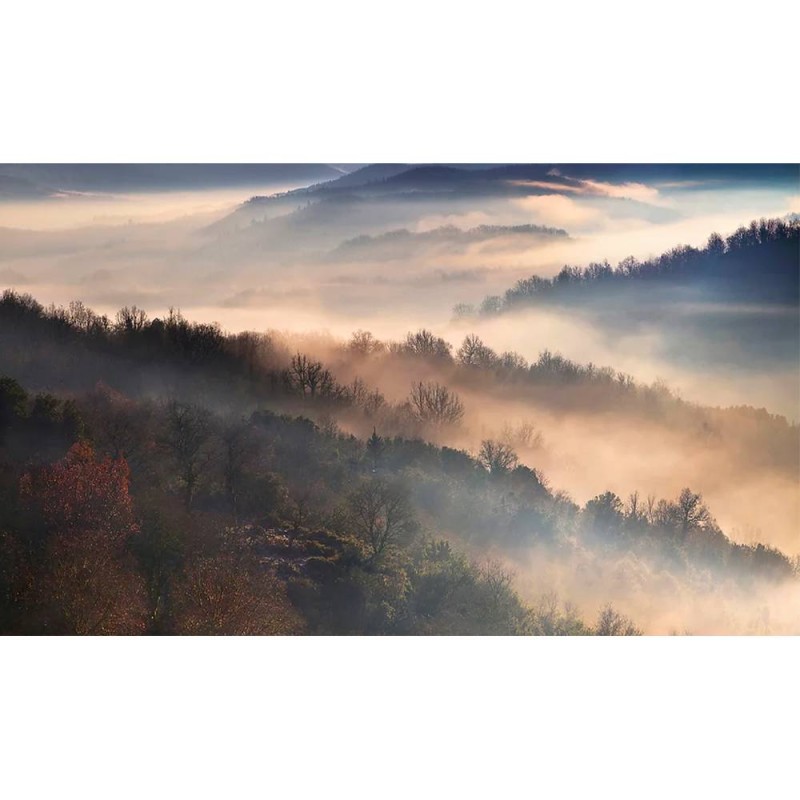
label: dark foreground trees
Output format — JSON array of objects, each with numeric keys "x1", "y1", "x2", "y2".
[
  {"x1": 1, "y1": 378, "x2": 793, "y2": 635},
  {"x1": 0, "y1": 387, "x2": 657, "y2": 635}
]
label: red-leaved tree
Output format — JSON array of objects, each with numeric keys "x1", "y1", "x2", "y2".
[{"x1": 20, "y1": 442, "x2": 147, "y2": 634}]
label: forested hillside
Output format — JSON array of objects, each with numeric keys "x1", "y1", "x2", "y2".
[
  {"x1": 1, "y1": 289, "x2": 797, "y2": 634},
  {"x1": 462, "y1": 217, "x2": 800, "y2": 315}
]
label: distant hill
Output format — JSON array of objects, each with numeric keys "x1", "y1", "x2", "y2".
[
  {"x1": 315, "y1": 163, "x2": 413, "y2": 190},
  {"x1": 331, "y1": 223, "x2": 568, "y2": 260},
  {"x1": 463, "y1": 217, "x2": 800, "y2": 315},
  {"x1": 456, "y1": 218, "x2": 800, "y2": 373}
]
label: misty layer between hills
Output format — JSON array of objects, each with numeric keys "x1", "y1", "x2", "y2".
[{"x1": 0, "y1": 164, "x2": 797, "y2": 634}]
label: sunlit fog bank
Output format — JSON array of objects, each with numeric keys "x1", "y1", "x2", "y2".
[
  {"x1": 445, "y1": 310, "x2": 800, "y2": 419},
  {"x1": 252, "y1": 331, "x2": 798, "y2": 557},
  {"x1": 509, "y1": 548, "x2": 800, "y2": 635}
]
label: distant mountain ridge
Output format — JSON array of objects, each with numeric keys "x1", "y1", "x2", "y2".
[
  {"x1": 332, "y1": 223, "x2": 568, "y2": 259},
  {"x1": 0, "y1": 164, "x2": 349, "y2": 199},
  {"x1": 339, "y1": 223, "x2": 568, "y2": 247},
  {"x1": 245, "y1": 163, "x2": 799, "y2": 203}
]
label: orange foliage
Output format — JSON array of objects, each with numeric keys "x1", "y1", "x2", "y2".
[
  {"x1": 171, "y1": 553, "x2": 303, "y2": 635},
  {"x1": 20, "y1": 441, "x2": 138, "y2": 541},
  {"x1": 20, "y1": 441, "x2": 147, "y2": 634}
]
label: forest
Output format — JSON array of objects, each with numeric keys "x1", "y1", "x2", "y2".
[
  {"x1": 1, "y1": 285, "x2": 797, "y2": 634},
  {"x1": 461, "y1": 217, "x2": 800, "y2": 316}
]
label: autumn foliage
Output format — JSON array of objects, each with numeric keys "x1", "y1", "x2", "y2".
[
  {"x1": 20, "y1": 441, "x2": 138, "y2": 541},
  {"x1": 170, "y1": 553, "x2": 303, "y2": 635},
  {"x1": 19, "y1": 442, "x2": 148, "y2": 634},
  {"x1": 8, "y1": 441, "x2": 303, "y2": 635}
]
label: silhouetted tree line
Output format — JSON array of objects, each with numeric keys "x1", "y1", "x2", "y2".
[
  {"x1": 347, "y1": 327, "x2": 798, "y2": 473},
  {"x1": 0, "y1": 292, "x2": 478, "y2": 440},
  {"x1": 2, "y1": 286, "x2": 796, "y2": 508},
  {"x1": 4, "y1": 290, "x2": 794, "y2": 456},
  {"x1": 456, "y1": 217, "x2": 800, "y2": 317}
]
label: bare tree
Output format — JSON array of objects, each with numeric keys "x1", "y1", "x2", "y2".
[
  {"x1": 346, "y1": 478, "x2": 416, "y2": 562},
  {"x1": 457, "y1": 334, "x2": 497, "y2": 368},
  {"x1": 478, "y1": 439, "x2": 518, "y2": 474},
  {"x1": 481, "y1": 560, "x2": 514, "y2": 608},
  {"x1": 68, "y1": 300, "x2": 110, "y2": 335},
  {"x1": 348, "y1": 330, "x2": 384, "y2": 356},
  {"x1": 624, "y1": 491, "x2": 647, "y2": 525},
  {"x1": 305, "y1": 360, "x2": 325, "y2": 397},
  {"x1": 480, "y1": 295, "x2": 503, "y2": 315},
  {"x1": 287, "y1": 353, "x2": 337, "y2": 399},
  {"x1": 500, "y1": 420, "x2": 542, "y2": 450},
  {"x1": 644, "y1": 493, "x2": 657, "y2": 525},
  {"x1": 498, "y1": 350, "x2": 528, "y2": 370},
  {"x1": 170, "y1": 553, "x2": 302, "y2": 635},
  {"x1": 402, "y1": 329, "x2": 452, "y2": 360},
  {"x1": 595, "y1": 605, "x2": 642, "y2": 635},
  {"x1": 676, "y1": 488, "x2": 713, "y2": 535},
  {"x1": 288, "y1": 353, "x2": 313, "y2": 396},
  {"x1": 345, "y1": 377, "x2": 369, "y2": 406},
  {"x1": 408, "y1": 381, "x2": 465, "y2": 427},
  {"x1": 229, "y1": 331, "x2": 278, "y2": 376},
  {"x1": 363, "y1": 388, "x2": 386, "y2": 416},
  {"x1": 652, "y1": 498, "x2": 678, "y2": 527},
  {"x1": 115, "y1": 305, "x2": 148, "y2": 334},
  {"x1": 452, "y1": 303, "x2": 476, "y2": 318}
]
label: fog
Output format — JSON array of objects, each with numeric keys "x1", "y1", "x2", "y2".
[
  {"x1": 1, "y1": 164, "x2": 798, "y2": 634},
  {"x1": 258, "y1": 333, "x2": 797, "y2": 557},
  {"x1": 508, "y1": 545, "x2": 800, "y2": 635}
]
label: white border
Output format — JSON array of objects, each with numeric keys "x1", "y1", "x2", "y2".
[
  {"x1": 1, "y1": 3, "x2": 798, "y2": 798},
  {"x1": 3, "y1": 637, "x2": 799, "y2": 799},
  {"x1": 2, "y1": 1, "x2": 798, "y2": 163}
]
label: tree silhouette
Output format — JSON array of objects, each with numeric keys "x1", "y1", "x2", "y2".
[
  {"x1": 478, "y1": 440, "x2": 518, "y2": 474},
  {"x1": 595, "y1": 605, "x2": 641, "y2": 636},
  {"x1": 408, "y1": 381, "x2": 465, "y2": 427},
  {"x1": 346, "y1": 478, "x2": 416, "y2": 563}
]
